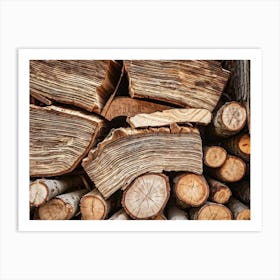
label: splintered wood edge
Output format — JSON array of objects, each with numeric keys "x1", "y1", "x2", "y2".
[
  {"x1": 29, "y1": 180, "x2": 49, "y2": 207},
  {"x1": 80, "y1": 195, "x2": 107, "y2": 220},
  {"x1": 30, "y1": 105, "x2": 106, "y2": 177},
  {"x1": 198, "y1": 203, "x2": 233, "y2": 220},
  {"x1": 122, "y1": 173, "x2": 170, "y2": 219},
  {"x1": 82, "y1": 125, "x2": 199, "y2": 167}
]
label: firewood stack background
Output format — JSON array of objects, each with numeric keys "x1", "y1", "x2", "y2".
[{"x1": 29, "y1": 60, "x2": 250, "y2": 221}]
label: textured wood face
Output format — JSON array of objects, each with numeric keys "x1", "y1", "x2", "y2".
[
  {"x1": 30, "y1": 105, "x2": 105, "y2": 177},
  {"x1": 30, "y1": 60, "x2": 121, "y2": 113},
  {"x1": 82, "y1": 126, "x2": 203, "y2": 199},
  {"x1": 124, "y1": 60, "x2": 230, "y2": 112}
]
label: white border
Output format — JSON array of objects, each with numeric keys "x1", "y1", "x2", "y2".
[{"x1": 18, "y1": 49, "x2": 262, "y2": 231}]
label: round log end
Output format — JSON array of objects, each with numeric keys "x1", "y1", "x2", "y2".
[
  {"x1": 29, "y1": 181, "x2": 48, "y2": 207},
  {"x1": 175, "y1": 174, "x2": 209, "y2": 207},
  {"x1": 239, "y1": 134, "x2": 250, "y2": 156},
  {"x1": 39, "y1": 199, "x2": 72, "y2": 220},
  {"x1": 204, "y1": 146, "x2": 227, "y2": 168},
  {"x1": 80, "y1": 196, "x2": 107, "y2": 220},
  {"x1": 237, "y1": 209, "x2": 251, "y2": 220},
  {"x1": 197, "y1": 203, "x2": 232, "y2": 220},
  {"x1": 213, "y1": 187, "x2": 232, "y2": 204}
]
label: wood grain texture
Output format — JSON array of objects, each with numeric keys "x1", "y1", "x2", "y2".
[
  {"x1": 30, "y1": 105, "x2": 107, "y2": 177},
  {"x1": 203, "y1": 146, "x2": 227, "y2": 168},
  {"x1": 124, "y1": 60, "x2": 230, "y2": 112},
  {"x1": 30, "y1": 60, "x2": 122, "y2": 113},
  {"x1": 127, "y1": 108, "x2": 212, "y2": 128},
  {"x1": 226, "y1": 197, "x2": 250, "y2": 220},
  {"x1": 206, "y1": 177, "x2": 232, "y2": 204},
  {"x1": 82, "y1": 125, "x2": 203, "y2": 199},
  {"x1": 102, "y1": 96, "x2": 173, "y2": 121}
]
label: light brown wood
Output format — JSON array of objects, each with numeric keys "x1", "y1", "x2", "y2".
[
  {"x1": 102, "y1": 96, "x2": 173, "y2": 121},
  {"x1": 173, "y1": 173, "x2": 209, "y2": 207},
  {"x1": 122, "y1": 173, "x2": 170, "y2": 219},
  {"x1": 189, "y1": 202, "x2": 232, "y2": 220},
  {"x1": 38, "y1": 189, "x2": 88, "y2": 220},
  {"x1": 80, "y1": 188, "x2": 111, "y2": 220},
  {"x1": 203, "y1": 146, "x2": 227, "y2": 168},
  {"x1": 109, "y1": 209, "x2": 130, "y2": 220},
  {"x1": 124, "y1": 60, "x2": 230, "y2": 112},
  {"x1": 82, "y1": 125, "x2": 203, "y2": 199},
  {"x1": 30, "y1": 89, "x2": 52, "y2": 105},
  {"x1": 229, "y1": 181, "x2": 250, "y2": 204},
  {"x1": 223, "y1": 133, "x2": 250, "y2": 162},
  {"x1": 29, "y1": 176, "x2": 85, "y2": 207},
  {"x1": 30, "y1": 105, "x2": 107, "y2": 177},
  {"x1": 167, "y1": 200, "x2": 189, "y2": 220},
  {"x1": 226, "y1": 197, "x2": 250, "y2": 220},
  {"x1": 213, "y1": 101, "x2": 247, "y2": 137},
  {"x1": 209, "y1": 155, "x2": 246, "y2": 183},
  {"x1": 30, "y1": 60, "x2": 122, "y2": 113},
  {"x1": 206, "y1": 177, "x2": 232, "y2": 204}
]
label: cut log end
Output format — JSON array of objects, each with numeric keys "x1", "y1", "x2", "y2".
[
  {"x1": 174, "y1": 174, "x2": 209, "y2": 207},
  {"x1": 80, "y1": 196, "x2": 106, "y2": 220},
  {"x1": 192, "y1": 203, "x2": 232, "y2": 220},
  {"x1": 237, "y1": 209, "x2": 251, "y2": 220},
  {"x1": 204, "y1": 146, "x2": 227, "y2": 168},
  {"x1": 213, "y1": 189, "x2": 231, "y2": 204},
  {"x1": 238, "y1": 134, "x2": 250, "y2": 156},
  {"x1": 29, "y1": 181, "x2": 48, "y2": 207},
  {"x1": 39, "y1": 199, "x2": 71, "y2": 220},
  {"x1": 122, "y1": 173, "x2": 170, "y2": 219}
]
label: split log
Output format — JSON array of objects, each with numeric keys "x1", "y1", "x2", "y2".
[
  {"x1": 82, "y1": 125, "x2": 203, "y2": 199},
  {"x1": 38, "y1": 189, "x2": 88, "y2": 220},
  {"x1": 167, "y1": 200, "x2": 189, "y2": 220},
  {"x1": 203, "y1": 146, "x2": 227, "y2": 168},
  {"x1": 109, "y1": 209, "x2": 130, "y2": 220},
  {"x1": 223, "y1": 133, "x2": 250, "y2": 162},
  {"x1": 122, "y1": 173, "x2": 170, "y2": 219},
  {"x1": 30, "y1": 60, "x2": 122, "y2": 113},
  {"x1": 30, "y1": 89, "x2": 52, "y2": 105},
  {"x1": 226, "y1": 197, "x2": 250, "y2": 220},
  {"x1": 229, "y1": 181, "x2": 250, "y2": 204},
  {"x1": 127, "y1": 108, "x2": 212, "y2": 128},
  {"x1": 102, "y1": 96, "x2": 172, "y2": 121},
  {"x1": 80, "y1": 188, "x2": 111, "y2": 220},
  {"x1": 29, "y1": 176, "x2": 85, "y2": 207},
  {"x1": 212, "y1": 101, "x2": 247, "y2": 137},
  {"x1": 206, "y1": 177, "x2": 232, "y2": 204},
  {"x1": 173, "y1": 173, "x2": 209, "y2": 207},
  {"x1": 124, "y1": 60, "x2": 230, "y2": 112},
  {"x1": 207, "y1": 155, "x2": 246, "y2": 183},
  {"x1": 189, "y1": 202, "x2": 232, "y2": 220},
  {"x1": 30, "y1": 105, "x2": 107, "y2": 177}
]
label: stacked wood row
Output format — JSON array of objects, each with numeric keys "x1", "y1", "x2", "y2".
[{"x1": 29, "y1": 60, "x2": 250, "y2": 221}]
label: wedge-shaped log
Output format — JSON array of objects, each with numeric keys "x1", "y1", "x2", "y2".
[
  {"x1": 203, "y1": 146, "x2": 227, "y2": 168},
  {"x1": 30, "y1": 60, "x2": 122, "y2": 113},
  {"x1": 30, "y1": 176, "x2": 85, "y2": 207},
  {"x1": 226, "y1": 197, "x2": 250, "y2": 220},
  {"x1": 30, "y1": 105, "x2": 106, "y2": 177},
  {"x1": 124, "y1": 60, "x2": 230, "y2": 112},
  {"x1": 122, "y1": 173, "x2": 170, "y2": 219},
  {"x1": 189, "y1": 202, "x2": 232, "y2": 220},
  {"x1": 127, "y1": 108, "x2": 212, "y2": 128},
  {"x1": 173, "y1": 173, "x2": 209, "y2": 207},
  {"x1": 82, "y1": 126, "x2": 203, "y2": 199},
  {"x1": 102, "y1": 96, "x2": 173, "y2": 121},
  {"x1": 206, "y1": 177, "x2": 232, "y2": 204},
  {"x1": 38, "y1": 189, "x2": 88, "y2": 220}
]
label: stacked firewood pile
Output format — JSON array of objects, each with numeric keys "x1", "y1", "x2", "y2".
[{"x1": 29, "y1": 60, "x2": 250, "y2": 220}]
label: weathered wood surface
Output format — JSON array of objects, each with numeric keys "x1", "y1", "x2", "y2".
[
  {"x1": 30, "y1": 60, "x2": 122, "y2": 113},
  {"x1": 203, "y1": 146, "x2": 227, "y2": 168},
  {"x1": 226, "y1": 197, "x2": 250, "y2": 220},
  {"x1": 229, "y1": 181, "x2": 250, "y2": 204},
  {"x1": 127, "y1": 108, "x2": 212, "y2": 128},
  {"x1": 102, "y1": 96, "x2": 173, "y2": 121},
  {"x1": 122, "y1": 173, "x2": 170, "y2": 219},
  {"x1": 29, "y1": 176, "x2": 84, "y2": 207},
  {"x1": 125, "y1": 60, "x2": 230, "y2": 112},
  {"x1": 30, "y1": 105, "x2": 106, "y2": 177},
  {"x1": 206, "y1": 177, "x2": 232, "y2": 204},
  {"x1": 82, "y1": 125, "x2": 203, "y2": 199}
]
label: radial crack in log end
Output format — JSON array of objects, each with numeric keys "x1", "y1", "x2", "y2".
[
  {"x1": 30, "y1": 105, "x2": 107, "y2": 177},
  {"x1": 124, "y1": 60, "x2": 230, "y2": 112},
  {"x1": 82, "y1": 126, "x2": 203, "y2": 199}
]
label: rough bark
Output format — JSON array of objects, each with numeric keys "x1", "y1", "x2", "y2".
[
  {"x1": 102, "y1": 96, "x2": 172, "y2": 121},
  {"x1": 29, "y1": 176, "x2": 85, "y2": 207},
  {"x1": 122, "y1": 173, "x2": 170, "y2": 219},
  {"x1": 229, "y1": 181, "x2": 250, "y2": 204},
  {"x1": 109, "y1": 209, "x2": 130, "y2": 220},
  {"x1": 80, "y1": 188, "x2": 111, "y2": 220},
  {"x1": 223, "y1": 133, "x2": 250, "y2": 162},
  {"x1": 38, "y1": 189, "x2": 88, "y2": 220},
  {"x1": 189, "y1": 202, "x2": 232, "y2": 220},
  {"x1": 212, "y1": 101, "x2": 247, "y2": 137},
  {"x1": 127, "y1": 108, "x2": 212, "y2": 128},
  {"x1": 206, "y1": 177, "x2": 232, "y2": 204},
  {"x1": 173, "y1": 173, "x2": 209, "y2": 207},
  {"x1": 30, "y1": 60, "x2": 122, "y2": 113},
  {"x1": 82, "y1": 125, "x2": 203, "y2": 199},
  {"x1": 203, "y1": 146, "x2": 227, "y2": 168},
  {"x1": 30, "y1": 105, "x2": 107, "y2": 177},
  {"x1": 226, "y1": 197, "x2": 250, "y2": 220},
  {"x1": 124, "y1": 60, "x2": 230, "y2": 112}
]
